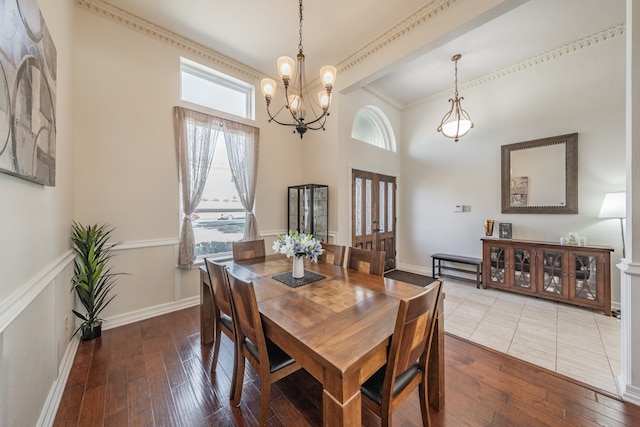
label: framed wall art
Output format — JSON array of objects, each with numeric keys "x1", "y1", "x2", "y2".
[
  {"x1": 499, "y1": 222, "x2": 513, "y2": 239},
  {"x1": 0, "y1": 0, "x2": 57, "y2": 186}
]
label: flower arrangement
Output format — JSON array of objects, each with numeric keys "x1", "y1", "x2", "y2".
[{"x1": 273, "y1": 230, "x2": 323, "y2": 262}]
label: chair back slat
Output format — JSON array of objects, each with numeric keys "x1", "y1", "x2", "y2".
[
  {"x1": 232, "y1": 239, "x2": 266, "y2": 261},
  {"x1": 204, "y1": 258, "x2": 233, "y2": 318},
  {"x1": 226, "y1": 270, "x2": 266, "y2": 359},
  {"x1": 347, "y1": 247, "x2": 386, "y2": 276},
  {"x1": 387, "y1": 279, "x2": 443, "y2": 385},
  {"x1": 318, "y1": 242, "x2": 346, "y2": 266}
]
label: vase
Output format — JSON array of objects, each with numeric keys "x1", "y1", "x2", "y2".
[
  {"x1": 292, "y1": 256, "x2": 304, "y2": 279},
  {"x1": 484, "y1": 219, "x2": 495, "y2": 237}
]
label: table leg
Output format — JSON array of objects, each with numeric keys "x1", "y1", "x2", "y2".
[{"x1": 322, "y1": 388, "x2": 361, "y2": 427}]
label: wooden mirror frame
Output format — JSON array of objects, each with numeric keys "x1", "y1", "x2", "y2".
[{"x1": 501, "y1": 133, "x2": 578, "y2": 214}]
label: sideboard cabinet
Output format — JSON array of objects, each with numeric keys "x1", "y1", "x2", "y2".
[{"x1": 481, "y1": 238, "x2": 613, "y2": 315}]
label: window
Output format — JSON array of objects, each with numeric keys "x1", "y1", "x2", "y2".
[
  {"x1": 191, "y1": 131, "x2": 248, "y2": 257},
  {"x1": 180, "y1": 57, "x2": 254, "y2": 120},
  {"x1": 178, "y1": 60, "x2": 258, "y2": 258},
  {"x1": 351, "y1": 106, "x2": 397, "y2": 152}
]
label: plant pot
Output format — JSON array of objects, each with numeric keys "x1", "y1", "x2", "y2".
[{"x1": 81, "y1": 324, "x2": 102, "y2": 341}]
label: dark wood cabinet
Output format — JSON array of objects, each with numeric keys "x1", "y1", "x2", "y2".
[{"x1": 482, "y1": 238, "x2": 613, "y2": 315}]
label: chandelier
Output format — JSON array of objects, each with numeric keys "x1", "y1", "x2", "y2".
[
  {"x1": 260, "y1": 0, "x2": 337, "y2": 139},
  {"x1": 437, "y1": 54, "x2": 474, "y2": 142}
]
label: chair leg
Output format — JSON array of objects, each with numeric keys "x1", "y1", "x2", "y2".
[
  {"x1": 418, "y1": 380, "x2": 431, "y2": 427},
  {"x1": 379, "y1": 408, "x2": 392, "y2": 427},
  {"x1": 258, "y1": 378, "x2": 271, "y2": 426},
  {"x1": 211, "y1": 322, "x2": 222, "y2": 372},
  {"x1": 229, "y1": 335, "x2": 240, "y2": 400},
  {"x1": 232, "y1": 352, "x2": 245, "y2": 406}
]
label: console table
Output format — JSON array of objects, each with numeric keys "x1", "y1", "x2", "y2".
[{"x1": 481, "y1": 238, "x2": 613, "y2": 315}]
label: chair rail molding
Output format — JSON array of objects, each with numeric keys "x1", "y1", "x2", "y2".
[{"x1": 0, "y1": 250, "x2": 74, "y2": 333}]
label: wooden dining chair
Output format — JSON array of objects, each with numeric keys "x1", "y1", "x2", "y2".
[
  {"x1": 360, "y1": 279, "x2": 443, "y2": 427},
  {"x1": 225, "y1": 268, "x2": 301, "y2": 426},
  {"x1": 347, "y1": 246, "x2": 386, "y2": 276},
  {"x1": 203, "y1": 258, "x2": 239, "y2": 398},
  {"x1": 232, "y1": 239, "x2": 266, "y2": 261},
  {"x1": 317, "y1": 242, "x2": 346, "y2": 266}
]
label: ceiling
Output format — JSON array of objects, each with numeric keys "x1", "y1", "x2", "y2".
[{"x1": 103, "y1": 0, "x2": 625, "y2": 107}]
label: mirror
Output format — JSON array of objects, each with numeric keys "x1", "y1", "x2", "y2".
[{"x1": 501, "y1": 133, "x2": 578, "y2": 214}]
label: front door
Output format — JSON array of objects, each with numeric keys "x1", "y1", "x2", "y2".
[{"x1": 352, "y1": 169, "x2": 397, "y2": 271}]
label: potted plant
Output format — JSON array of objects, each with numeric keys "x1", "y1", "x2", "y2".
[{"x1": 70, "y1": 222, "x2": 123, "y2": 340}]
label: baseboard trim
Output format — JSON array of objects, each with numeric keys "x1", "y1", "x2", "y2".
[
  {"x1": 37, "y1": 335, "x2": 80, "y2": 427},
  {"x1": 38, "y1": 297, "x2": 200, "y2": 426},
  {"x1": 102, "y1": 296, "x2": 200, "y2": 330},
  {"x1": 618, "y1": 375, "x2": 640, "y2": 406},
  {"x1": 396, "y1": 262, "x2": 432, "y2": 276}
]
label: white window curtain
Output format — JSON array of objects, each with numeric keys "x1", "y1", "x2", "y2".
[
  {"x1": 174, "y1": 107, "x2": 220, "y2": 267},
  {"x1": 223, "y1": 120, "x2": 260, "y2": 241}
]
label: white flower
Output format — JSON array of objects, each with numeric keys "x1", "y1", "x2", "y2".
[{"x1": 273, "y1": 230, "x2": 324, "y2": 262}]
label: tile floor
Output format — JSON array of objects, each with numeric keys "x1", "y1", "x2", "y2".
[{"x1": 442, "y1": 278, "x2": 622, "y2": 395}]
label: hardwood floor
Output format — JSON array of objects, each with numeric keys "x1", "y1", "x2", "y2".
[{"x1": 53, "y1": 306, "x2": 640, "y2": 426}]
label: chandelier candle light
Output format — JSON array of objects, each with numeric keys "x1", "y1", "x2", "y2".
[
  {"x1": 260, "y1": 0, "x2": 337, "y2": 138},
  {"x1": 273, "y1": 230, "x2": 323, "y2": 279},
  {"x1": 437, "y1": 54, "x2": 474, "y2": 142}
]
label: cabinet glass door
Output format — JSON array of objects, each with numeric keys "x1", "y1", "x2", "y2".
[
  {"x1": 571, "y1": 253, "x2": 600, "y2": 303},
  {"x1": 489, "y1": 246, "x2": 506, "y2": 284},
  {"x1": 541, "y1": 250, "x2": 566, "y2": 298},
  {"x1": 513, "y1": 248, "x2": 533, "y2": 291}
]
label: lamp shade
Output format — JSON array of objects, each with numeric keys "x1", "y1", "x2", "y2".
[
  {"x1": 260, "y1": 78, "x2": 277, "y2": 99},
  {"x1": 599, "y1": 192, "x2": 626, "y2": 218}
]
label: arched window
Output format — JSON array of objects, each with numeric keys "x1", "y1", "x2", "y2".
[{"x1": 351, "y1": 106, "x2": 396, "y2": 152}]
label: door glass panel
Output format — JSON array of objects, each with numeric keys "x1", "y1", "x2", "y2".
[
  {"x1": 387, "y1": 182, "x2": 393, "y2": 232},
  {"x1": 490, "y1": 246, "x2": 505, "y2": 284},
  {"x1": 513, "y1": 249, "x2": 532, "y2": 289},
  {"x1": 542, "y1": 250, "x2": 563, "y2": 294},
  {"x1": 574, "y1": 254, "x2": 598, "y2": 301},
  {"x1": 366, "y1": 179, "x2": 372, "y2": 235},
  {"x1": 379, "y1": 181, "x2": 385, "y2": 231},
  {"x1": 355, "y1": 177, "x2": 362, "y2": 236}
]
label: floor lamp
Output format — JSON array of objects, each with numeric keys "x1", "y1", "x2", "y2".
[{"x1": 599, "y1": 192, "x2": 626, "y2": 258}]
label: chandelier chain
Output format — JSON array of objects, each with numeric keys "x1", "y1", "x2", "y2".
[
  {"x1": 298, "y1": 0, "x2": 304, "y2": 54},
  {"x1": 453, "y1": 57, "x2": 459, "y2": 98}
]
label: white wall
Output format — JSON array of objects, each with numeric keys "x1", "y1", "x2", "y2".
[
  {"x1": 0, "y1": 0, "x2": 76, "y2": 425},
  {"x1": 73, "y1": 4, "x2": 302, "y2": 321},
  {"x1": 399, "y1": 34, "x2": 626, "y2": 303}
]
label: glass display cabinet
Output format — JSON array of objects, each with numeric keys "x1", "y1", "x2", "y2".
[{"x1": 288, "y1": 184, "x2": 328, "y2": 242}]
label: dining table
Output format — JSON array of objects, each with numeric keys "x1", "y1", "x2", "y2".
[{"x1": 200, "y1": 254, "x2": 444, "y2": 426}]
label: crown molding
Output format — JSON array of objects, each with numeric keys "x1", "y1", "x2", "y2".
[
  {"x1": 75, "y1": 0, "x2": 264, "y2": 82},
  {"x1": 361, "y1": 85, "x2": 405, "y2": 110},
  {"x1": 400, "y1": 23, "x2": 626, "y2": 111},
  {"x1": 336, "y1": 0, "x2": 456, "y2": 74},
  {"x1": 74, "y1": 1, "x2": 624, "y2": 114}
]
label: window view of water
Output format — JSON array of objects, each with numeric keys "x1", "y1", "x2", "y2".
[{"x1": 192, "y1": 201, "x2": 245, "y2": 256}]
